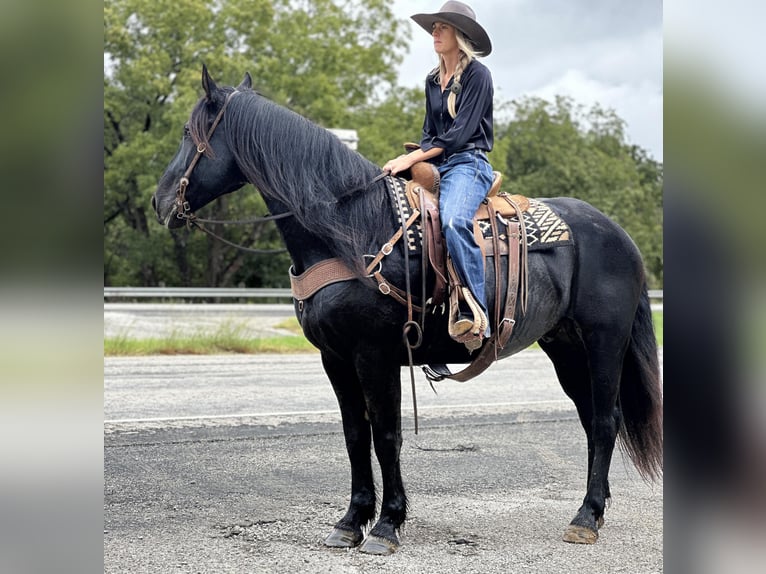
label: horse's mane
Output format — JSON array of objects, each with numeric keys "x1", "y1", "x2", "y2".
[{"x1": 190, "y1": 87, "x2": 391, "y2": 273}]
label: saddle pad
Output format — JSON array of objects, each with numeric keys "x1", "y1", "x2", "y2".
[
  {"x1": 479, "y1": 198, "x2": 573, "y2": 251},
  {"x1": 386, "y1": 176, "x2": 423, "y2": 252},
  {"x1": 386, "y1": 176, "x2": 572, "y2": 253}
]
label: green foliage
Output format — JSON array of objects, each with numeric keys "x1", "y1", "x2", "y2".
[
  {"x1": 355, "y1": 86, "x2": 424, "y2": 165},
  {"x1": 497, "y1": 96, "x2": 663, "y2": 286},
  {"x1": 104, "y1": 1, "x2": 662, "y2": 289}
]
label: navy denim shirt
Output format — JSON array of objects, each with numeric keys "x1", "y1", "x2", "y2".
[{"x1": 419, "y1": 59, "x2": 494, "y2": 161}]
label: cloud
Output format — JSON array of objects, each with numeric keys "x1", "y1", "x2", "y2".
[
  {"x1": 526, "y1": 68, "x2": 663, "y2": 158},
  {"x1": 393, "y1": 0, "x2": 663, "y2": 160}
]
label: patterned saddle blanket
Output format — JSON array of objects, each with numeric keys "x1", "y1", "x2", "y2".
[{"x1": 386, "y1": 176, "x2": 573, "y2": 253}]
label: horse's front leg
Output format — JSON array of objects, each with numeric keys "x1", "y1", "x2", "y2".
[
  {"x1": 354, "y1": 348, "x2": 407, "y2": 555},
  {"x1": 322, "y1": 352, "x2": 376, "y2": 548}
]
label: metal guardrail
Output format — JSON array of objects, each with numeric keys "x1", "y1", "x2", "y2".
[
  {"x1": 104, "y1": 287, "x2": 293, "y2": 299},
  {"x1": 105, "y1": 287, "x2": 663, "y2": 301}
]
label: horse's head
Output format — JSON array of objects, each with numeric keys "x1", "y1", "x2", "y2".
[{"x1": 152, "y1": 66, "x2": 252, "y2": 228}]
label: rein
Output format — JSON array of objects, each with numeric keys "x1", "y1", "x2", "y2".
[{"x1": 393, "y1": 180, "x2": 423, "y2": 435}]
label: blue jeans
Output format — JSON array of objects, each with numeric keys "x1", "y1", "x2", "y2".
[{"x1": 437, "y1": 150, "x2": 493, "y2": 329}]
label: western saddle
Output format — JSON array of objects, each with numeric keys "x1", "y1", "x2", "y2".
[{"x1": 290, "y1": 159, "x2": 528, "y2": 383}]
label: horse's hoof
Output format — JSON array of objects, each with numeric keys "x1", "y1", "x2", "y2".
[
  {"x1": 324, "y1": 528, "x2": 362, "y2": 548},
  {"x1": 597, "y1": 516, "x2": 605, "y2": 529},
  {"x1": 359, "y1": 534, "x2": 399, "y2": 555},
  {"x1": 562, "y1": 524, "x2": 599, "y2": 544}
]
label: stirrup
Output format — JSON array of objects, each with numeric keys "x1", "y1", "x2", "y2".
[{"x1": 448, "y1": 287, "x2": 488, "y2": 351}]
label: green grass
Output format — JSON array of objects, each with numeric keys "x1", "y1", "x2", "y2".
[
  {"x1": 104, "y1": 319, "x2": 317, "y2": 356},
  {"x1": 104, "y1": 313, "x2": 663, "y2": 356},
  {"x1": 273, "y1": 317, "x2": 304, "y2": 335},
  {"x1": 104, "y1": 335, "x2": 317, "y2": 356}
]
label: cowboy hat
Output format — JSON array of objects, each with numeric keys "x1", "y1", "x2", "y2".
[{"x1": 411, "y1": 1, "x2": 492, "y2": 56}]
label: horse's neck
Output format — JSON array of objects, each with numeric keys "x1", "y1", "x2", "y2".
[
  {"x1": 268, "y1": 201, "x2": 334, "y2": 273},
  {"x1": 246, "y1": 127, "x2": 388, "y2": 273}
]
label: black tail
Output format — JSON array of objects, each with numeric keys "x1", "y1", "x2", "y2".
[{"x1": 618, "y1": 287, "x2": 663, "y2": 481}]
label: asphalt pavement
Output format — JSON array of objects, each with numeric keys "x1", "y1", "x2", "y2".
[{"x1": 104, "y1": 350, "x2": 663, "y2": 573}]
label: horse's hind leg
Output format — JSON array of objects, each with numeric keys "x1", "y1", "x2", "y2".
[
  {"x1": 321, "y1": 353, "x2": 376, "y2": 548},
  {"x1": 560, "y1": 328, "x2": 627, "y2": 544},
  {"x1": 539, "y1": 329, "x2": 612, "y2": 512}
]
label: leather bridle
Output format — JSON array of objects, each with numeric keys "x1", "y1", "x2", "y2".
[
  {"x1": 171, "y1": 90, "x2": 290, "y2": 254},
  {"x1": 174, "y1": 90, "x2": 239, "y2": 223}
]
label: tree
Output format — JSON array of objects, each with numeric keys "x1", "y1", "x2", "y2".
[
  {"x1": 105, "y1": 2, "x2": 663, "y2": 289},
  {"x1": 104, "y1": 0, "x2": 409, "y2": 287},
  {"x1": 353, "y1": 86, "x2": 424, "y2": 165},
  {"x1": 497, "y1": 96, "x2": 663, "y2": 286}
]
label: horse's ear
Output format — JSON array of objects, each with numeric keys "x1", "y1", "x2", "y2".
[
  {"x1": 237, "y1": 72, "x2": 252, "y2": 91},
  {"x1": 201, "y1": 64, "x2": 217, "y2": 101}
]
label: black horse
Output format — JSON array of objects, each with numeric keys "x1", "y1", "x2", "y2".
[{"x1": 152, "y1": 68, "x2": 662, "y2": 555}]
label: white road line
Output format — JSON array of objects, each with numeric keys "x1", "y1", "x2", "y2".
[{"x1": 104, "y1": 399, "x2": 573, "y2": 425}]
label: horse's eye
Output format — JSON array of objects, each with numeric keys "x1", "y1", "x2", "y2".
[{"x1": 183, "y1": 124, "x2": 190, "y2": 136}]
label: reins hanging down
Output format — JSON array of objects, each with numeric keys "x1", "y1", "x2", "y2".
[
  {"x1": 392, "y1": 177, "x2": 424, "y2": 436},
  {"x1": 185, "y1": 219, "x2": 288, "y2": 255},
  {"x1": 189, "y1": 211, "x2": 294, "y2": 226}
]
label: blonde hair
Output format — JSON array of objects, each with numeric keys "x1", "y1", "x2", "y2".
[{"x1": 432, "y1": 30, "x2": 478, "y2": 118}]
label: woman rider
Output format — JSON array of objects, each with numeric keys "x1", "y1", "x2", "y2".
[{"x1": 384, "y1": 1, "x2": 494, "y2": 343}]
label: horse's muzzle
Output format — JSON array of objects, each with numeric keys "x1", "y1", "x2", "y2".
[{"x1": 151, "y1": 194, "x2": 184, "y2": 228}]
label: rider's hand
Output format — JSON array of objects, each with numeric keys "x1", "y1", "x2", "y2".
[{"x1": 383, "y1": 154, "x2": 413, "y2": 176}]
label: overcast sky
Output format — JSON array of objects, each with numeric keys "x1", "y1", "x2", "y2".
[{"x1": 393, "y1": 0, "x2": 663, "y2": 160}]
